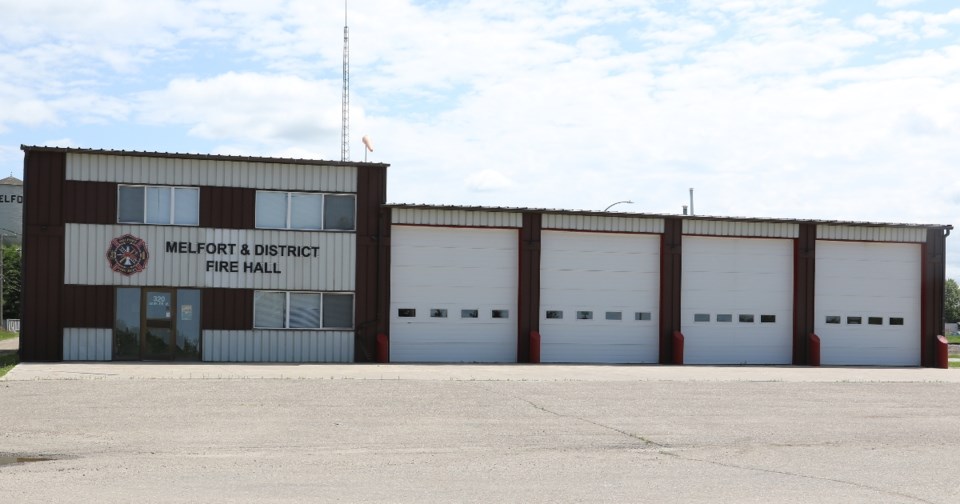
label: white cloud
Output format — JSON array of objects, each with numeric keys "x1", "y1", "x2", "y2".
[
  {"x1": 465, "y1": 170, "x2": 515, "y2": 192},
  {"x1": 877, "y1": 0, "x2": 922, "y2": 8},
  {"x1": 136, "y1": 72, "x2": 343, "y2": 152}
]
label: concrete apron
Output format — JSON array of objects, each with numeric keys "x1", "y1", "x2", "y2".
[{"x1": 4, "y1": 361, "x2": 960, "y2": 383}]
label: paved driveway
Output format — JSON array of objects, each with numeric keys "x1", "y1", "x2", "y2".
[{"x1": 1, "y1": 364, "x2": 959, "y2": 503}]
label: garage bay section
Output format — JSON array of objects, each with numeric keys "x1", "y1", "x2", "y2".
[{"x1": 20, "y1": 146, "x2": 953, "y2": 367}]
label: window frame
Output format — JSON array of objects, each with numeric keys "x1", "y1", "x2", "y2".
[
  {"x1": 255, "y1": 190, "x2": 357, "y2": 231},
  {"x1": 253, "y1": 291, "x2": 354, "y2": 330},
  {"x1": 117, "y1": 184, "x2": 199, "y2": 226}
]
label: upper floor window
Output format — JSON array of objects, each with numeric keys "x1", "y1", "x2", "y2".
[
  {"x1": 118, "y1": 185, "x2": 199, "y2": 226},
  {"x1": 256, "y1": 191, "x2": 355, "y2": 231}
]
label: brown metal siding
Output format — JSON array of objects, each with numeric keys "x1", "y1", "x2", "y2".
[
  {"x1": 200, "y1": 186, "x2": 255, "y2": 229},
  {"x1": 659, "y1": 217, "x2": 682, "y2": 364},
  {"x1": 202, "y1": 289, "x2": 253, "y2": 330},
  {"x1": 63, "y1": 181, "x2": 117, "y2": 224},
  {"x1": 792, "y1": 223, "x2": 816, "y2": 365},
  {"x1": 22, "y1": 150, "x2": 66, "y2": 361},
  {"x1": 353, "y1": 165, "x2": 388, "y2": 362},
  {"x1": 62, "y1": 285, "x2": 114, "y2": 328},
  {"x1": 517, "y1": 212, "x2": 542, "y2": 362},
  {"x1": 921, "y1": 228, "x2": 946, "y2": 367}
]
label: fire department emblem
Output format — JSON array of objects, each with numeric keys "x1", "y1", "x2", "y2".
[{"x1": 107, "y1": 234, "x2": 149, "y2": 276}]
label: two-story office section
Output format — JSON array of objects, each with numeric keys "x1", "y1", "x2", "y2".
[{"x1": 21, "y1": 146, "x2": 388, "y2": 363}]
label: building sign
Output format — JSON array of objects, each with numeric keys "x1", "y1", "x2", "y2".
[
  {"x1": 106, "y1": 234, "x2": 150, "y2": 276},
  {"x1": 164, "y1": 241, "x2": 323, "y2": 274}
]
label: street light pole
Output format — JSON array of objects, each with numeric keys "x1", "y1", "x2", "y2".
[{"x1": 603, "y1": 200, "x2": 634, "y2": 212}]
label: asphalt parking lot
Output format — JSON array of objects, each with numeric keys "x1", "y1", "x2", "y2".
[{"x1": 2, "y1": 363, "x2": 959, "y2": 503}]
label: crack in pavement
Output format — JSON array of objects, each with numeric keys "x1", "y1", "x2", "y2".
[{"x1": 478, "y1": 383, "x2": 940, "y2": 504}]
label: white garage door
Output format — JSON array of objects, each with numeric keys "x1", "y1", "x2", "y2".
[
  {"x1": 539, "y1": 231, "x2": 660, "y2": 363},
  {"x1": 681, "y1": 236, "x2": 793, "y2": 364},
  {"x1": 815, "y1": 241, "x2": 920, "y2": 366},
  {"x1": 390, "y1": 226, "x2": 518, "y2": 362}
]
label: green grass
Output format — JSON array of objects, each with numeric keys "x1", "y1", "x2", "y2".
[
  {"x1": 951, "y1": 360, "x2": 960, "y2": 369},
  {"x1": 947, "y1": 335, "x2": 960, "y2": 344},
  {"x1": 0, "y1": 353, "x2": 17, "y2": 378},
  {"x1": 0, "y1": 330, "x2": 18, "y2": 342}
]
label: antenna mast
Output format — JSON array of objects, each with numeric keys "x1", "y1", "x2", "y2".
[{"x1": 340, "y1": 0, "x2": 350, "y2": 161}]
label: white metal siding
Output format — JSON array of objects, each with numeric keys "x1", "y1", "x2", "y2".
[
  {"x1": 816, "y1": 225, "x2": 926, "y2": 243},
  {"x1": 65, "y1": 224, "x2": 355, "y2": 291},
  {"x1": 390, "y1": 226, "x2": 518, "y2": 362},
  {"x1": 682, "y1": 219, "x2": 799, "y2": 238},
  {"x1": 542, "y1": 214, "x2": 664, "y2": 234},
  {"x1": 681, "y1": 236, "x2": 794, "y2": 364},
  {"x1": 66, "y1": 153, "x2": 357, "y2": 192},
  {"x1": 63, "y1": 328, "x2": 112, "y2": 361},
  {"x1": 202, "y1": 330, "x2": 354, "y2": 362},
  {"x1": 539, "y1": 231, "x2": 660, "y2": 363},
  {"x1": 390, "y1": 208, "x2": 522, "y2": 228},
  {"x1": 814, "y1": 241, "x2": 921, "y2": 366}
]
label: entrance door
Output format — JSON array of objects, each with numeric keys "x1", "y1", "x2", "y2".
[
  {"x1": 114, "y1": 287, "x2": 202, "y2": 361},
  {"x1": 142, "y1": 289, "x2": 176, "y2": 360}
]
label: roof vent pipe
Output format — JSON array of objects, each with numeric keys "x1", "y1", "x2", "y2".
[
  {"x1": 682, "y1": 205, "x2": 688, "y2": 216},
  {"x1": 689, "y1": 188, "x2": 694, "y2": 216}
]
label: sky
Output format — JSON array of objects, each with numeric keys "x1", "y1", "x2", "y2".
[{"x1": 1, "y1": 0, "x2": 959, "y2": 277}]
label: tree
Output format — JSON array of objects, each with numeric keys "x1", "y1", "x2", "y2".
[
  {"x1": 2, "y1": 244, "x2": 20, "y2": 322},
  {"x1": 946, "y1": 278, "x2": 960, "y2": 326}
]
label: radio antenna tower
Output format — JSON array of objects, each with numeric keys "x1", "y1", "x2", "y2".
[{"x1": 340, "y1": 0, "x2": 350, "y2": 161}]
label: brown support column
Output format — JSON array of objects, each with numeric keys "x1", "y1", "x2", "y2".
[
  {"x1": 517, "y1": 212, "x2": 542, "y2": 363},
  {"x1": 793, "y1": 223, "x2": 816, "y2": 365},
  {"x1": 921, "y1": 227, "x2": 947, "y2": 367},
  {"x1": 353, "y1": 165, "x2": 388, "y2": 363},
  {"x1": 21, "y1": 149, "x2": 66, "y2": 361},
  {"x1": 659, "y1": 217, "x2": 682, "y2": 364}
]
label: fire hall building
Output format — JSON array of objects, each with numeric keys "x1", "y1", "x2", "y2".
[{"x1": 20, "y1": 146, "x2": 952, "y2": 367}]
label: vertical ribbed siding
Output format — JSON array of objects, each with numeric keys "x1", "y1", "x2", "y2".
[
  {"x1": 353, "y1": 165, "x2": 388, "y2": 362},
  {"x1": 64, "y1": 224, "x2": 356, "y2": 291},
  {"x1": 63, "y1": 181, "x2": 117, "y2": 224},
  {"x1": 921, "y1": 228, "x2": 947, "y2": 367},
  {"x1": 62, "y1": 328, "x2": 112, "y2": 361},
  {"x1": 202, "y1": 330, "x2": 354, "y2": 362},
  {"x1": 793, "y1": 224, "x2": 816, "y2": 365},
  {"x1": 203, "y1": 289, "x2": 253, "y2": 330},
  {"x1": 200, "y1": 186, "x2": 256, "y2": 229},
  {"x1": 816, "y1": 225, "x2": 927, "y2": 243},
  {"x1": 659, "y1": 217, "x2": 683, "y2": 364},
  {"x1": 542, "y1": 214, "x2": 664, "y2": 233},
  {"x1": 66, "y1": 153, "x2": 357, "y2": 192},
  {"x1": 682, "y1": 219, "x2": 799, "y2": 238},
  {"x1": 517, "y1": 212, "x2": 542, "y2": 363},
  {"x1": 390, "y1": 208, "x2": 522, "y2": 227},
  {"x1": 22, "y1": 150, "x2": 66, "y2": 362}
]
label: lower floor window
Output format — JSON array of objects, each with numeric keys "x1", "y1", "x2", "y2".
[{"x1": 254, "y1": 291, "x2": 354, "y2": 329}]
